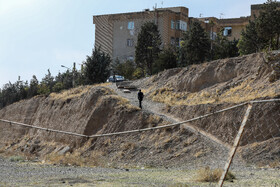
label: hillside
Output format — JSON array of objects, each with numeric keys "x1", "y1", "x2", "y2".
[
  {"x1": 130, "y1": 51, "x2": 280, "y2": 105},
  {"x1": 0, "y1": 51, "x2": 279, "y2": 168}
]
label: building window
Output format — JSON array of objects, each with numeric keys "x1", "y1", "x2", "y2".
[
  {"x1": 223, "y1": 27, "x2": 232, "y2": 36},
  {"x1": 174, "y1": 20, "x2": 187, "y2": 31},
  {"x1": 128, "y1": 21, "x2": 134, "y2": 30},
  {"x1": 179, "y1": 21, "x2": 187, "y2": 31},
  {"x1": 171, "y1": 20, "x2": 175, "y2": 29},
  {"x1": 176, "y1": 21, "x2": 180, "y2": 30},
  {"x1": 127, "y1": 39, "x2": 134, "y2": 47}
]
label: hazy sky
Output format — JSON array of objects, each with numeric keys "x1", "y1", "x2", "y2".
[{"x1": 0, "y1": 0, "x2": 266, "y2": 87}]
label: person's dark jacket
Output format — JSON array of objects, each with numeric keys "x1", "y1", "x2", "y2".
[{"x1": 138, "y1": 91, "x2": 144, "y2": 101}]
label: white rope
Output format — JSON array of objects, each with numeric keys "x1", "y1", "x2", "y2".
[
  {"x1": 0, "y1": 119, "x2": 88, "y2": 138},
  {"x1": 250, "y1": 98, "x2": 280, "y2": 103},
  {"x1": 0, "y1": 99, "x2": 279, "y2": 138}
]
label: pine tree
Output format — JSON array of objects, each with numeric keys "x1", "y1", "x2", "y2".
[
  {"x1": 237, "y1": 20, "x2": 267, "y2": 55},
  {"x1": 27, "y1": 75, "x2": 39, "y2": 98},
  {"x1": 182, "y1": 21, "x2": 211, "y2": 65},
  {"x1": 135, "y1": 22, "x2": 161, "y2": 76},
  {"x1": 153, "y1": 46, "x2": 177, "y2": 74},
  {"x1": 83, "y1": 47, "x2": 111, "y2": 84},
  {"x1": 256, "y1": 0, "x2": 279, "y2": 49}
]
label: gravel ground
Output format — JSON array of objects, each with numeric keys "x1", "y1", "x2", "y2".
[
  {"x1": 1, "y1": 156, "x2": 279, "y2": 187},
  {"x1": 108, "y1": 83, "x2": 179, "y2": 123}
]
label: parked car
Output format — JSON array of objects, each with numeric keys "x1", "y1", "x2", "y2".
[{"x1": 107, "y1": 75, "x2": 125, "y2": 82}]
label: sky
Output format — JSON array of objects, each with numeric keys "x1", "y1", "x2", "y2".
[{"x1": 0, "y1": 0, "x2": 267, "y2": 87}]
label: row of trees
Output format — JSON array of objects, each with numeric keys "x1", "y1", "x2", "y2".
[
  {"x1": 112, "y1": 20, "x2": 239, "y2": 78},
  {"x1": 0, "y1": 47, "x2": 111, "y2": 109}
]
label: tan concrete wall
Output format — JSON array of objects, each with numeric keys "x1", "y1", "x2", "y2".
[
  {"x1": 228, "y1": 25, "x2": 245, "y2": 40},
  {"x1": 111, "y1": 10, "x2": 188, "y2": 62},
  {"x1": 112, "y1": 17, "x2": 154, "y2": 62},
  {"x1": 93, "y1": 15, "x2": 113, "y2": 57}
]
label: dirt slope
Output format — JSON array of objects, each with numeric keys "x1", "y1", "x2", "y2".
[
  {"x1": 0, "y1": 85, "x2": 228, "y2": 168},
  {"x1": 0, "y1": 51, "x2": 279, "y2": 168},
  {"x1": 131, "y1": 51, "x2": 280, "y2": 105}
]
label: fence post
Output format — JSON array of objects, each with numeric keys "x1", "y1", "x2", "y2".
[{"x1": 218, "y1": 103, "x2": 253, "y2": 187}]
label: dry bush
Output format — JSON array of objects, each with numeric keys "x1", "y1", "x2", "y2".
[
  {"x1": 194, "y1": 150, "x2": 205, "y2": 158},
  {"x1": 256, "y1": 160, "x2": 280, "y2": 168},
  {"x1": 269, "y1": 160, "x2": 280, "y2": 168},
  {"x1": 196, "y1": 167, "x2": 235, "y2": 182},
  {"x1": 103, "y1": 138, "x2": 112, "y2": 147},
  {"x1": 120, "y1": 142, "x2": 136, "y2": 151},
  {"x1": 184, "y1": 136, "x2": 197, "y2": 147},
  {"x1": 9, "y1": 155, "x2": 25, "y2": 162}
]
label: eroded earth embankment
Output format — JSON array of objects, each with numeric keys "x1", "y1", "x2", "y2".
[{"x1": 0, "y1": 51, "x2": 279, "y2": 167}]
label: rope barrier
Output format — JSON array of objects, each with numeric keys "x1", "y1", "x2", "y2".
[
  {"x1": 249, "y1": 98, "x2": 280, "y2": 103},
  {"x1": 0, "y1": 119, "x2": 88, "y2": 138},
  {"x1": 0, "y1": 99, "x2": 279, "y2": 139}
]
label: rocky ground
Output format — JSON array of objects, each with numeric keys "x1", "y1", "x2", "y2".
[{"x1": 1, "y1": 155, "x2": 279, "y2": 187}]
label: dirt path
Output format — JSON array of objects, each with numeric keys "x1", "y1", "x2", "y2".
[
  {"x1": 108, "y1": 83, "x2": 231, "y2": 150},
  {"x1": 108, "y1": 83, "x2": 178, "y2": 123}
]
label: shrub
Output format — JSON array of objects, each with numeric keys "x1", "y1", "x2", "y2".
[{"x1": 196, "y1": 167, "x2": 235, "y2": 182}]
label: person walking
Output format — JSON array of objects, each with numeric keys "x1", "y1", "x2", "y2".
[{"x1": 138, "y1": 89, "x2": 144, "y2": 109}]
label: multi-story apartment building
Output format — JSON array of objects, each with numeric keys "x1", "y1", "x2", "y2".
[
  {"x1": 93, "y1": 3, "x2": 278, "y2": 62},
  {"x1": 93, "y1": 7, "x2": 189, "y2": 62}
]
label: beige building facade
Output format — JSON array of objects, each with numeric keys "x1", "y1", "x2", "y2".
[
  {"x1": 93, "y1": 7, "x2": 189, "y2": 62},
  {"x1": 93, "y1": 3, "x2": 275, "y2": 62}
]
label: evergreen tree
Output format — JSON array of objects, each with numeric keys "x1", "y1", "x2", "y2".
[
  {"x1": 256, "y1": 0, "x2": 280, "y2": 49},
  {"x1": 83, "y1": 47, "x2": 111, "y2": 84},
  {"x1": 153, "y1": 46, "x2": 177, "y2": 74},
  {"x1": 213, "y1": 33, "x2": 239, "y2": 59},
  {"x1": 135, "y1": 22, "x2": 161, "y2": 76},
  {"x1": 40, "y1": 69, "x2": 55, "y2": 94},
  {"x1": 111, "y1": 58, "x2": 122, "y2": 75},
  {"x1": 238, "y1": 0, "x2": 280, "y2": 54},
  {"x1": 182, "y1": 21, "x2": 211, "y2": 65},
  {"x1": 27, "y1": 75, "x2": 39, "y2": 98},
  {"x1": 238, "y1": 20, "x2": 268, "y2": 55}
]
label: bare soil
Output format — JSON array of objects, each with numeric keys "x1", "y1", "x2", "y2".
[{"x1": 0, "y1": 52, "x2": 279, "y2": 186}]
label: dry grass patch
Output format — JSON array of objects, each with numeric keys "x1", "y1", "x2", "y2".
[
  {"x1": 9, "y1": 155, "x2": 25, "y2": 162},
  {"x1": 184, "y1": 136, "x2": 198, "y2": 147},
  {"x1": 194, "y1": 150, "x2": 205, "y2": 158},
  {"x1": 107, "y1": 95, "x2": 140, "y2": 111},
  {"x1": 44, "y1": 150, "x2": 106, "y2": 167},
  {"x1": 50, "y1": 84, "x2": 114, "y2": 101},
  {"x1": 50, "y1": 85, "x2": 93, "y2": 101},
  {"x1": 196, "y1": 167, "x2": 235, "y2": 183},
  {"x1": 150, "y1": 87, "x2": 219, "y2": 106},
  {"x1": 269, "y1": 160, "x2": 280, "y2": 168},
  {"x1": 219, "y1": 79, "x2": 279, "y2": 103},
  {"x1": 120, "y1": 142, "x2": 136, "y2": 151},
  {"x1": 150, "y1": 79, "x2": 279, "y2": 106}
]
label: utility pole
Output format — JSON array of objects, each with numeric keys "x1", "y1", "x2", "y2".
[{"x1": 61, "y1": 62, "x2": 76, "y2": 88}]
